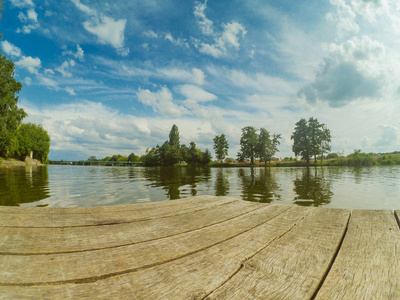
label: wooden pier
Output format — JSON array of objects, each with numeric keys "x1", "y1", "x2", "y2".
[{"x1": 0, "y1": 196, "x2": 399, "y2": 299}]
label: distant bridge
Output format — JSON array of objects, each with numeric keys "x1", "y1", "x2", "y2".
[{"x1": 49, "y1": 160, "x2": 143, "y2": 167}]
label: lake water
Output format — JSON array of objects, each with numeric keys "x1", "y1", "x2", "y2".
[{"x1": 1, "y1": 165, "x2": 399, "y2": 209}]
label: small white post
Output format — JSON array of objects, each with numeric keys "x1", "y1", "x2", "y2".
[{"x1": 30, "y1": 151, "x2": 33, "y2": 159}]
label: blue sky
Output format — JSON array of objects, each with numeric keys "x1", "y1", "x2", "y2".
[{"x1": 2, "y1": 0, "x2": 400, "y2": 160}]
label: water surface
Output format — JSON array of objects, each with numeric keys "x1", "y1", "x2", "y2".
[{"x1": 1, "y1": 165, "x2": 399, "y2": 209}]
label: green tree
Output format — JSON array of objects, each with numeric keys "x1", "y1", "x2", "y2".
[
  {"x1": 320, "y1": 125, "x2": 332, "y2": 162},
  {"x1": 127, "y1": 152, "x2": 140, "y2": 162},
  {"x1": 237, "y1": 126, "x2": 258, "y2": 164},
  {"x1": 257, "y1": 128, "x2": 271, "y2": 164},
  {"x1": 292, "y1": 118, "x2": 331, "y2": 164},
  {"x1": 17, "y1": 123, "x2": 51, "y2": 163},
  {"x1": 202, "y1": 149, "x2": 212, "y2": 165},
  {"x1": 169, "y1": 124, "x2": 180, "y2": 146},
  {"x1": 88, "y1": 156, "x2": 97, "y2": 161},
  {"x1": 159, "y1": 141, "x2": 181, "y2": 166},
  {"x1": 0, "y1": 51, "x2": 27, "y2": 157},
  {"x1": 213, "y1": 134, "x2": 229, "y2": 161},
  {"x1": 187, "y1": 141, "x2": 202, "y2": 165},
  {"x1": 269, "y1": 133, "x2": 282, "y2": 164},
  {"x1": 291, "y1": 118, "x2": 312, "y2": 163}
]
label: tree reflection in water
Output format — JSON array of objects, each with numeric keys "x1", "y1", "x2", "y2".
[
  {"x1": 142, "y1": 166, "x2": 211, "y2": 200},
  {"x1": 214, "y1": 168, "x2": 230, "y2": 196},
  {"x1": 0, "y1": 166, "x2": 50, "y2": 206},
  {"x1": 293, "y1": 167, "x2": 333, "y2": 206},
  {"x1": 239, "y1": 167, "x2": 281, "y2": 203}
]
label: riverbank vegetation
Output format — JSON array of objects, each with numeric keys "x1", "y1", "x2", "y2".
[{"x1": 0, "y1": 31, "x2": 51, "y2": 163}]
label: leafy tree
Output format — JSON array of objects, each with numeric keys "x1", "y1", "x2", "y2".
[
  {"x1": 269, "y1": 133, "x2": 282, "y2": 164},
  {"x1": 169, "y1": 124, "x2": 180, "y2": 146},
  {"x1": 291, "y1": 118, "x2": 312, "y2": 163},
  {"x1": 17, "y1": 123, "x2": 51, "y2": 163},
  {"x1": 213, "y1": 134, "x2": 229, "y2": 161},
  {"x1": 319, "y1": 125, "x2": 332, "y2": 162},
  {"x1": 141, "y1": 147, "x2": 160, "y2": 166},
  {"x1": 187, "y1": 141, "x2": 202, "y2": 165},
  {"x1": 257, "y1": 128, "x2": 271, "y2": 164},
  {"x1": 159, "y1": 141, "x2": 181, "y2": 166},
  {"x1": 202, "y1": 149, "x2": 212, "y2": 165},
  {"x1": 237, "y1": 126, "x2": 258, "y2": 164},
  {"x1": 291, "y1": 117, "x2": 331, "y2": 164},
  {"x1": 88, "y1": 156, "x2": 97, "y2": 161},
  {"x1": 127, "y1": 152, "x2": 140, "y2": 162},
  {"x1": 0, "y1": 51, "x2": 27, "y2": 157}
]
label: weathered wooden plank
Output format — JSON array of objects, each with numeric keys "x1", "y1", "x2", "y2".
[
  {"x1": 0, "y1": 196, "x2": 237, "y2": 227},
  {"x1": 205, "y1": 207, "x2": 350, "y2": 299},
  {"x1": 0, "y1": 205, "x2": 290, "y2": 285},
  {"x1": 0, "y1": 199, "x2": 262, "y2": 254},
  {"x1": 0, "y1": 195, "x2": 221, "y2": 215},
  {"x1": 0, "y1": 206, "x2": 349, "y2": 299},
  {"x1": 315, "y1": 210, "x2": 400, "y2": 299},
  {"x1": 395, "y1": 210, "x2": 400, "y2": 229}
]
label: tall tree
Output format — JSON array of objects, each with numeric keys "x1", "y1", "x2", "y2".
[
  {"x1": 269, "y1": 133, "x2": 282, "y2": 164},
  {"x1": 291, "y1": 118, "x2": 331, "y2": 164},
  {"x1": 291, "y1": 118, "x2": 312, "y2": 163},
  {"x1": 17, "y1": 123, "x2": 51, "y2": 163},
  {"x1": 320, "y1": 125, "x2": 332, "y2": 162},
  {"x1": 0, "y1": 51, "x2": 27, "y2": 157},
  {"x1": 238, "y1": 126, "x2": 258, "y2": 164},
  {"x1": 257, "y1": 128, "x2": 271, "y2": 164},
  {"x1": 169, "y1": 124, "x2": 180, "y2": 146},
  {"x1": 213, "y1": 134, "x2": 229, "y2": 161}
]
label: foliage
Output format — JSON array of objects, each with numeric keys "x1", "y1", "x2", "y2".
[
  {"x1": 127, "y1": 152, "x2": 140, "y2": 162},
  {"x1": 169, "y1": 124, "x2": 180, "y2": 146},
  {"x1": 326, "y1": 153, "x2": 339, "y2": 159},
  {"x1": 0, "y1": 51, "x2": 27, "y2": 157},
  {"x1": 213, "y1": 134, "x2": 229, "y2": 161},
  {"x1": 291, "y1": 117, "x2": 331, "y2": 164},
  {"x1": 16, "y1": 123, "x2": 51, "y2": 163},
  {"x1": 237, "y1": 126, "x2": 259, "y2": 164}
]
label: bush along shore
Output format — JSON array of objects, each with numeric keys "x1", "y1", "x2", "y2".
[{"x1": 0, "y1": 157, "x2": 43, "y2": 167}]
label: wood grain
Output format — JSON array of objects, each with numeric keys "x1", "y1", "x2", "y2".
[{"x1": 315, "y1": 210, "x2": 400, "y2": 299}]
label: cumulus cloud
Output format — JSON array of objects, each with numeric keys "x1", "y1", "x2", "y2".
[
  {"x1": 177, "y1": 84, "x2": 217, "y2": 102},
  {"x1": 297, "y1": 36, "x2": 390, "y2": 107},
  {"x1": 194, "y1": 0, "x2": 214, "y2": 35},
  {"x1": 199, "y1": 22, "x2": 247, "y2": 58},
  {"x1": 1, "y1": 41, "x2": 22, "y2": 57},
  {"x1": 71, "y1": 0, "x2": 129, "y2": 56},
  {"x1": 16, "y1": 7, "x2": 40, "y2": 34},
  {"x1": 56, "y1": 60, "x2": 76, "y2": 78},
  {"x1": 15, "y1": 56, "x2": 41, "y2": 74},
  {"x1": 193, "y1": 1, "x2": 246, "y2": 58},
  {"x1": 373, "y1": 125, "x2": 400, "y2": 149},
  {"x1": 326, "y1": 0, "x2": 359, "y2": 39},
  {"x1": 137, "y1": 87, "x2": 188, "y2": 117}
]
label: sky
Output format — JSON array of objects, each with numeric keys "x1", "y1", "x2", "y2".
[{"x1": 1, "y1": 0, "x2": 400, "y2": 161}]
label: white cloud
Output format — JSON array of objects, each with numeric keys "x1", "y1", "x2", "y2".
[
  {"x1": 164, "y1": 33, "x2": 188, "y2": 47},
  {"x1": 65, "y1": 87, "x2": 76, "y2": 96},
  {"x1": 298, "y1": 36, "x2": 393, "y2": 107},
  {"x1": 83, "y1": 16, "x2": 128, "y2": 55},
  {"x1": 15, "y1": 56, "x2": 41, "y2": 74},
  {"x1": 137, "y1": 87, "x2": 187, "y2": 117},
  {"x1": 1, "y1": 41, "x2": 22, "y2": 57},
  {"x1": 177, "y1": 84, "x2": 217, "y2": 102},
  {"x1": 199, "y1": 22, "x2": 247, "y2": 58},
  {"x1": 71, "y1": 0, "x2": 129, "y2": 56},
  {"x1": 16, "y1": 8, "x2": 40, "y2": 34},
  {"x1": 326, "y1": 0, "x2": 360, "y2": 39},
  {"x1": 143, "y1": 30, "x2": 158, "y2": 38},
  {"x1": 9, "y1": 0, "x2": 34, "y2": 8},
  {"x1": 63, "y1": 45, "x2": 84, "y2": 61},
  {"x1": 56, "y1": 60, "x2": 76, "y2": 78},
  {"x1": 70, "y1": 0, "x2": 96, "y2": 15},
  {"x1": 44, "y1": 68, "x2": 55, "y2": 75},
  {"x1": 194, "y1": 0, "x2": 214, "y2": 35}
]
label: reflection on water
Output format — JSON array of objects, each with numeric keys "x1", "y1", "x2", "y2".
[
  {"x1": 1, "y1": 165, "x2": 400, "y2": 209},
  {"x1": 293, "y1": 167, "x2": 333, "y2": 206},
  {"x1": 238, "y1": 168, "x2": 281, "y2": 203},
  {"x1": 0, "y1": 166, "x2": 50, "y2": 206}
]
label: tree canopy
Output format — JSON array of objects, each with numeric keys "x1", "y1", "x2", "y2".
[
  {"x1": 213, "y1": 134, "x2": 229, "y2": 161},
  {"x1": 17, "y1": 123, "x2": 51, "y2": 163},
  {"x1": 291, "y1": 117, "x2": 331, "y2": 163},
  {"x1": 0, "y1": 51, "x2": 27, "y2": 157}
]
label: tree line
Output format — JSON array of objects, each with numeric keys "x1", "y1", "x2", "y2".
[
  {"x1": 0, "y1": 33, "x2": 51, "y2": 163},
  {"x1": 92, "y1": 118, "x2": 333, "y2": 167}
]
